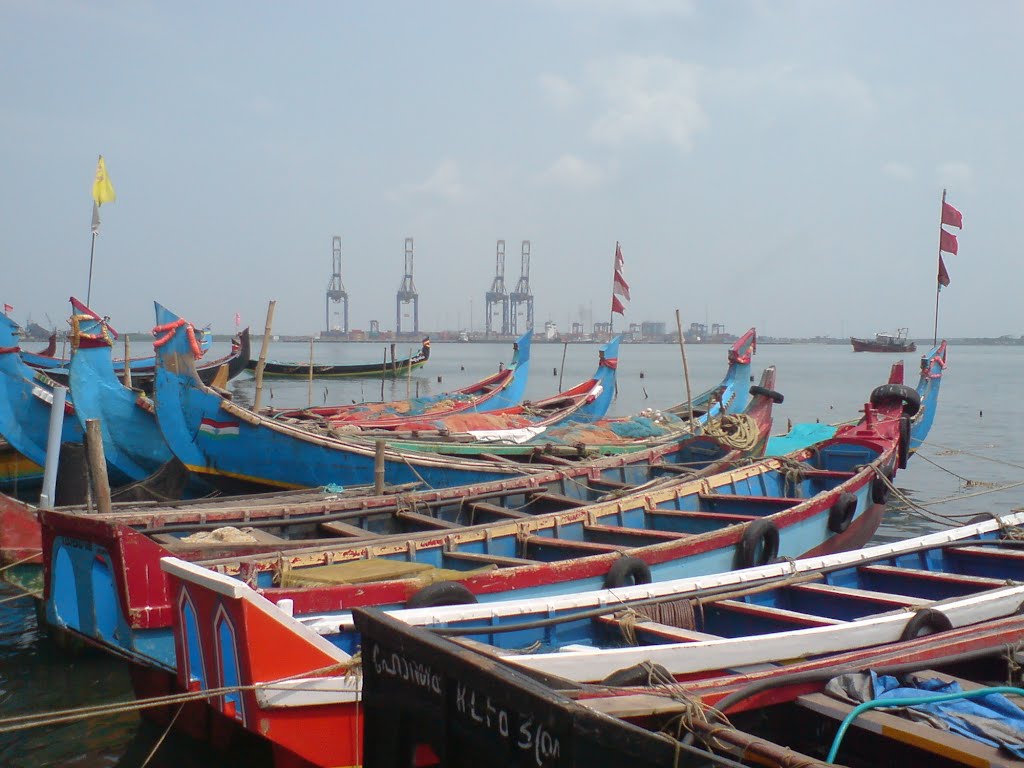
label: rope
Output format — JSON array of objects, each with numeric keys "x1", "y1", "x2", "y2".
[
  {"x1": 701, "y1": 414, "x2": 759, "y2": 452},
  {"x1": 0, "y1": 552, "x2": 42, "y2": 572},
  {"x1": 0, "y1": 589, "x2": 40, "y2": 604}
]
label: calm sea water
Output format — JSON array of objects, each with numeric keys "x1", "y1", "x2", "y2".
[{"x1": 2, "y1": 339, "x2": 1020, "y2": 766}]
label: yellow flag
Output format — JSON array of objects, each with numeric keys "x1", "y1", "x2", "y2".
[{"x1": 92, "y1": 155, "x2": 116, "y2": 205}]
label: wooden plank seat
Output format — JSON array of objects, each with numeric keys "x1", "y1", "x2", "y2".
[
  {"x1": 464, "y1": 500, "x2": 531, "y2": 521},
  {"x1": 646, "y1": 508, "x2": 761, "y2": 526},
  {"x1": 711, "y1": 598, "x2": 846, "y2": 628},
  {"x1": 696, "y1": 493, "x2": 800, "y2": 515},
  {"x1": 522, "y1": 535, "x2": 630, "y2": 558},
  {"x1": 583, "y1": 524, "x2": 689, "y2": 547},
  {"x1": 444, "y1": 550, "x2": 535, "y2": 568},
  {"x1": 594, "y1": 613, "x2": 719, "y2": 643},
  {"x1": 318, "y1": 519, "x2": 385, "y2": 538},
  {"x1": 395, "y1": 509, "x2": 463, "y2": 529},
  {"x1": 587, "y1": 477, "x2": 632, "y2": 492},
  {"x1": 858, "y1": 563, "x2": 1010, "y2": 598},
  {"x1": 784, "y1": 582, "x2": 929, "y2": 612},
  {"x1": 525, "y1": 490, "x2": 590, "y2": 509}
]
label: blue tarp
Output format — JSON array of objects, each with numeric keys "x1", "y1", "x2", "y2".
[{"x1": 765, "y1": 422, "x2": 838, "y2": 456}]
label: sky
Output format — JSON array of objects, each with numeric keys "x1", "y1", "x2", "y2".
[{"x1": 0, "y1": 1, "x2": 1017, "y2": 338}]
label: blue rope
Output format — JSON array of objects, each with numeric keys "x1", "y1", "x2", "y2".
[{"x1": 826, "y1": 685, "x2": 1024, "y2": 763}]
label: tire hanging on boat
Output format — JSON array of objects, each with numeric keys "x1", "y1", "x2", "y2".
[
  {"x1": 827, "y1": 492, "x2": 858, "y2": 534},
  {"x1": 897, "y1": 415, "x2": 911, "y2": 469},
  {"x1": 748, "y1": 385, "x2": 784, "y2": 404},
  {"x1": 869, "y1": 383, "x2": 921, "y2": 417},
  {"x1": 736, "y1": 519, "x2": 780, "y2": 569},
  {"x1": 899, "y1": 608, "x2": 952, "y2": 641},
  {"x1": 405, "y1": 581, "x2": 478, "y2": 609},
  {"x1": 604, "y1": 556, "x2": 652, "y2": 589}
]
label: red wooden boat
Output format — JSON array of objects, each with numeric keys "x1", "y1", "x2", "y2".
[{"x1": 850, "y1": 328, "x2": 917, "y2": 353}]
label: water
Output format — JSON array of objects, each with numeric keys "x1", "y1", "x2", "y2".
[{"x1": 2, "y1": 339, "x2": 1020, "y2": 766}]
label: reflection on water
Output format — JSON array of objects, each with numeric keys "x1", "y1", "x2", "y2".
[{"x1": 3, "y1": 340, "x2": 1022, "y2": 764}]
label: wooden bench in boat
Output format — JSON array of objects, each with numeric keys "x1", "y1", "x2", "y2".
[
  {"x1": 711, "y1": 598, "x2": 845, "y2": 628},
  {"x1": 522, "y1": 535, "x2": 631, "y2": 558},
  {"x1": 524, "y1": 490, "x2": 590, "y2": 513},
  {"x1": 784, "y1": 582, "x2": 930, "y2": 611},
  {"x1": 583, "y1": 524, "x2": 689, "y2": 547},
  {"x1": 464, "y1": 500, "x2": 531, "y2": 522},
  {"x1": 443, "y1": 550, "x2": 535, "y2": 568},
  {"x1": 318, "y1": 519, "x2": 386, "y2": 538},
  {"x1": 858, "y1": 563, "x2": 1010, "y2": 595},
  {"x1": 696, "y1": 493, "x2": 800, "y2": 515},
  {"x1": 796, "y1": 669, "x2": 1024, "y2": 768},
  {"x1": 395, "y1": 509, "x2": 463, "y2": 529}
]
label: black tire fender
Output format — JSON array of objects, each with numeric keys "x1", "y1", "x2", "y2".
[
  {"x1": 870, "y1": 383, "x2": 921, "y2": 417},
  {"x1": 828, "y1": 492, "x2": 858, "y2": 534},
  {"x1": 897, "y1": 415, "x2": 911, "y2": 469},
  {"x1": 899, "y1": 608, "x2": 952, "y2": 641},
  {"x1": 406, "y1": 581, "x2": 478, "y2": 609},
  {"x1": 604, "y1": 556, "x2": 653, "y2": 589},
  {"x1": 736, "y1": 519, "x2": 780, "y2": 569},
  {"x1": 749, "y1": 385, "x2": 784, "y2": 404},
  {"x1": 871, "y1": 474, "x2": 891, "y2": 504}
]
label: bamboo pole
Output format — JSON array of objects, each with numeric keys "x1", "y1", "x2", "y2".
[
  {"x1": 374, "y1": 439, "x2": 386, "y2": 495},
  {"x1": 558, "y1": 342, "x2": 568, "y2": 391},
  {"x1": 122, "y1": 334, "x2": 132, "y2": 388},
  {"x1": 84, "y1": 419, "x2": 112, "y2": 515},
  {"x1": 406, "y1": 347, "x2": 412, "y2": 399},
  {"x1": 675, "y1": 310, "x2": 695, "y2": 430},
  {"x1": 380, "y1": 347, "x2": 387, "y2": 399},
  {"x1": 253, "y1": 300, "x2": 276, "y2": 411},
  {"x1": 308, "y1": 337, "x2": 315, "y2": 407}
]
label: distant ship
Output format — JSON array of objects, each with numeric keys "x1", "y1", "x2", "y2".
[{"x1": 850, "y1": 328, "x2": 917, "y2": 353}]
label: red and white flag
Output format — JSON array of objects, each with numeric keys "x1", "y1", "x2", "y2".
[
  {"x1": 611, "y1": 242, "x2": 629, "y2": 315},
  {"x1": 3, "y1": 303, "x2": 12, "y2": 314},
  {"x1": 938, "y1": 255, "x2": 951, "y2": 288},
  {"x1": 234, "y1": 312, "x2": 241, "y2": 327},
  {"x1": 939, "y1": 228, "x2": 958, "y2": 255},
  {"x1": 941, "y1": 201, "x2": 963, "y2": 229}
]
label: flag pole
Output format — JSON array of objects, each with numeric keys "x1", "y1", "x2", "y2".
[
  {"x1": 608, "y1": 241, "x2": 616, "y2": 335},
  {"x1": 86, "y1": 229, "x2": 98, "y2": 307},
  {"x1": 933, "y1": 188, "x2": 945, "y2": 346}
]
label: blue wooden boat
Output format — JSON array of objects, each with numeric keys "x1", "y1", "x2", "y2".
[
  {"x1": 347, "y1": 511, "x2": 1024, "y2": 768},
  {"x1": 0, "y1": 312, "x2": 83, "y2": 472},
  {"x1": 144, "y1": 361, "x2": 941, "y2": 768},
  {"x1": 265, "y1": 331, "x2": 533, "y2": 427},
  {"x1": 67, "y1": 307, "x2": 176, "y2": 482},
  {"x1": 152, "y1": 303, "x2": 561, "y2": 491}
]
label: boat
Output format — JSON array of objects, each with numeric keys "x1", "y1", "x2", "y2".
[
  {"x1": 271, "y1": 336, "x2": 622, "y2": 445},
  {"x1": 249, "y1": 339, "x2": 431, "y2": 378},
  {"x1": 151, "y1": 303, "x2": 558, "y2": 491},
  {"x1": 265, "y1": 331, "x2": 532, "y2": 428},
  {"x1": 0, "y1": 437, "x2": 43, "y2": 494},
  {"x1": 350, "y1": 509, "x2": 1024, "y2": 768},
  {"x1": 851, "y1": 328, "x2": 917, "y2": 353},
  {"x1": 35, "y1": 299, "x2": 250, "y2": 395},
  {"x1": 137, "y1": 365, "x2": 936, "y2": 767},
  {"x1": 371, "y1": 328, "x2": 762, "y2": 460}
]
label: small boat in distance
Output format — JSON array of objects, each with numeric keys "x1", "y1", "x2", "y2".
[
  {"x1": 850, "y1": 327, "x2": 917, "y2": 353},
  {"x1": 248, "y1": 338, "x2": 430, "y2": 378}
]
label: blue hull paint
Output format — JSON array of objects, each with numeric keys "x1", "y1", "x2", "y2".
[{"x1": 152, "y1": 303, "x2": 538, "y2": 490}]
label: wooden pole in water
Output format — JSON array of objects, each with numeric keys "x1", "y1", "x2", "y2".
[
  {"x1": 253, "y1": 300, "x2": 276, "y2": 411},
  {"x1": 122, "y1": 334, "x2": 132, "y2": 388},
  {"x1": 380, "y1": 347, "x2": 387, "y2": 400},
  {"x1": 558, "y1": 342, "x2": 568, "y2": 391},
  {"x1": 406, "y1": 347, "x2": 412, "y2": 399},
  {"x1": 675, "y1": 309, "x2": 695, "y2": 430},
  {"x1": 374, "y1": 439, "x2": 385, "y2": 494},
  {"x1": 308, "y1": 337, "x2": 315, "y2": 407},
  {"x1": 84, "y1": 419, "x2": 112, "y2": 515}
]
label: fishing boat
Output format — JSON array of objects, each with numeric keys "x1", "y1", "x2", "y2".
[
  {"x1": 151, "y1": 303, "x2": 558, "y2": 492},
  {"x1": 249, "y1": 339, "x2": 430, "y2": 378},
  {"x1": 265, "y1": 331, "x2": 532, "y2": 427},
  {"x1": 273, "y1": 337, "x2": 621, "y2": 445},
  {"x1": 0, "y1": 437, "x2": 43, "y2": 494},
  {"x1": 850, "y1": 328, "x2": 917, "y2": 353},
  {"x1": 371, "y1": 328, "x2": 762, "y2": 460},
  {"x1": 35, "y1": 299, "x2": 250, "y2": 395},
  {"x1": 351, "y1": 509, "x2": 1024, "y2": 768},
  {"x1": 136, "y1": 366, "x2": 936, "y2": 767}
]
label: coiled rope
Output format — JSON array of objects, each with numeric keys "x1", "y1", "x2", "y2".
[{"x1": 701, "y1": 414, "x2": 759, "y2": 452}]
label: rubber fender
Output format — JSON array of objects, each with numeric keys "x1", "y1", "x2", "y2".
[
  {"x1": 897, "y1": 415, "x2": 911, "y2": 469},
  {"x1": 406, "y1": 581, "x2": 478, "y2": 609},
  {"x1": 869, "y1": 383, "x2": 921, "y2": 417},
  {"x1": 828, "y1": 492, "x2": 857, "y2": 534},
  {"x1": 736, "y1": 518, "x2": 780, "y2": 569},
  {"x1": 604, "y1": 556, "x2": 653, "y2": 589},
  {"x1": 749, "y1": 385, "x2": 784, "y2": 404},
  {"x1": 899, "y1": 608, "x2": 953, "y2": 641}
]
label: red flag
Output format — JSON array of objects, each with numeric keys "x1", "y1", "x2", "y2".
[
  {"x1": 612, "y1": 269, "x2": 630, "y2": 300},
  {"x1": 939, "y1": 228, "x2": 958, "y2": 255},
  {"x1": 2, "y1": 303, "x2": 11, "y2": 314},
  {"x1": 938, "y1": 255, "x2": 950, "y2": 287},
  {"x1": 941, "y1": 201, "x2": 963, "y2": 229},
  {"x1": 611, "y1": 294, "x2": 626, "y2": 316}
]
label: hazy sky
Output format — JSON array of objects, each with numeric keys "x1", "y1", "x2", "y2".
[{"x1": 1, "y1": 1, "x2": 1016, "y2": 338}]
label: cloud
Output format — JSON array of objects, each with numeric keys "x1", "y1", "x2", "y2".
[
  {"x1": 387, "y1": 159, "x2": 467, "y2": 203},
  {"x1": 882, "y1": 162, "x2": 913, "y2": 181},
  {"x1": 539, "y1": 73, "x2": 580, "y2": 110},
  {"x1": 936, "y1": 161, "x2": 972, "y2": 191},
  {"x1": 538, "y1": 154, "x2": 606, "y2": 188},
  {"x1": 713, "y1": 65, "x2": 876, "y2": 120},
  {"x1": 587, "y1": 55, "x2": 708, "y2": 151}
]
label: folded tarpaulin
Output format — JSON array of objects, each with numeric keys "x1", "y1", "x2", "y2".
[{"x1": 826, "y1": 671, "x2": 1024, "y2": 758}]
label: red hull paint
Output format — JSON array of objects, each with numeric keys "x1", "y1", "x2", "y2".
[{"x1": 0, "y1": 494, "x2": 42, "y2": 565}]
